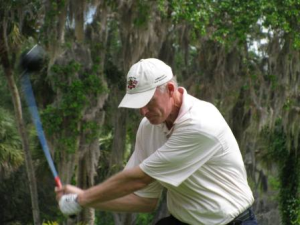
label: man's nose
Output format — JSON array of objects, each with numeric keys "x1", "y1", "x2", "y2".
[{"x1": 140, "y1": 106, "x2": 149, "y2": 116}]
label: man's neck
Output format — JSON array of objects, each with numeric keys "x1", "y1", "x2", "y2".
[{"x1": 165, "y1": 89, "x2": 183, "y2": 130}]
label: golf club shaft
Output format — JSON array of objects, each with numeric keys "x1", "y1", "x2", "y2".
[{"x1": 21, "y1": 72, "x2": 62, "y2": 188}]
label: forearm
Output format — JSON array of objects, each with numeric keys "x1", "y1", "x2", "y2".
[
  {"x1": 78, "y1": 166, "x2": 153, "y2": 207},
  {"x1": 91, "y1": 193, "x2": 158, "y2": 213}
]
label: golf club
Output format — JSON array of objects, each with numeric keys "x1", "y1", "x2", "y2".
[{"x1": 20, "y1": 45, "x2": 62, "y2": 188}]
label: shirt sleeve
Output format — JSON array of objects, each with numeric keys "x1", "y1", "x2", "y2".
[
  {"x1": 124, "y1": 124, "x2": 164, "y2": 198},
  {"x1": 139, "y1": 123, "x2": 220, "y2": 187}
]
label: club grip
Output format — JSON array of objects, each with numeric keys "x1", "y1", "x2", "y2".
[
  {"x1": 55, "y1": 176, "x2": 76, "y2": 219},
  {"x1": 55, "y1": 176, "x2": 62, "y2": 188}
]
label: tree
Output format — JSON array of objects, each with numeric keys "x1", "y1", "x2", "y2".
[
  {"x1": 260, "y1": 121, "x2": 300, "y2": 225},
  {"x1": 0, "y1": 107, "x2": 23, "y2": 179},
  {"x1": 1, "y1": 0, "x2": 300, "y2": 224},
  {"x1": 0, "y1": 1, "x2": 41, "y2": 223}
]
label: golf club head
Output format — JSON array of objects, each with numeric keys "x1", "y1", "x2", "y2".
[{"x1": 20, "y1": 45, "x2": 46, "y2": 73}]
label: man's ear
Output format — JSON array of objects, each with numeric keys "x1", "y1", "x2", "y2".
[{"x1": 167, "y1": 82, "x2": 174, "y2": 95}]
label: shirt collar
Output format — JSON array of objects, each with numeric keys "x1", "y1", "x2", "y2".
[
  {"x1": 173, "y1": 87, "x2": 192, "y2": 124},
  {"x1": 157, "y1": 87, "x2": 193, "y2": 136}
]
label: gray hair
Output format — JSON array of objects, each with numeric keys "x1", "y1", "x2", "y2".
[{"x1": 157, "y1": 76, "x2": 178, "y2": 93}]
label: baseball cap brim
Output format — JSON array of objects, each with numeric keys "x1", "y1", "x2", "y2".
[{"x1": 118, "y1": 88, "x2": 156, "y2": 108}]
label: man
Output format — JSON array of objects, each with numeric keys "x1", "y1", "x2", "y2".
[{"x1": 56, "y1": 58, "x2": 257, "y2": 225}]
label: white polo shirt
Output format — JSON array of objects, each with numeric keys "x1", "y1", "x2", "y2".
[{"x1": 125, "y1": 88, "x2": 254, "y2": 225}]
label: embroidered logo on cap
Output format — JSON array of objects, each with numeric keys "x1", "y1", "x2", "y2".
[{"x1": 127, "y1": 77, "x2": 138, "y2": 89}]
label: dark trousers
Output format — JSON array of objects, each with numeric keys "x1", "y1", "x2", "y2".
[
  {"x1": 155, "y1": 208, "x2": 258, "y2": 225},
  {"x1": 227, "y1": 208, "x2": 258, "y2": 225},
  {"x1": 155, "y1": 215, "x2": 188, "y2": 225}
]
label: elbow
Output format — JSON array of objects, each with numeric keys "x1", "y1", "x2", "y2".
[
  {"x1": 130, "y1": 180, "x2": 150, "y2": 193},
  {"x1": 133, "y1": 174, "x2": 154, "y2": 192},
  {"x1": 140, "y1": 172, "x2": 154, "y2": 188}
]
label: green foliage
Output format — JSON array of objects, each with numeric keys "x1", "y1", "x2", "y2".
[
  {"x1": 212, "y1": 0, "x2": 261, "y2": 44},
  {"x1": 42, "y1": 222, "x2": 87, "y2": 225},
  {"x1": 261, "y1": 120, "x2": 300, "y2": 224},
  {"x1": 170, "y1": 0, "x2": 212, "y2": 37},
  {"x1": 97, "y1": 131, "x2": 113, "y2": 178},
  {"x1": 261, "y1": 0, "x2": 300, "y2": 48},
  {"x1": 268, "y1": 175, "x2": 280, "y2": 191},
  {"x1": 95, "y1": 211, "x2": 114, "y2": 225},
  {"x1": 136, "y1": 213, "x2": 154, "y2": 224},
  {"x1": 95, "y1": 211, "x2": 154, "y2": 225},
  {"x1": 0, "y1": 0, "x2": 41, "y2": 43},
  {"x1": 41, "y1": 60, "x2": 107, "y2": 152},
  {"x1": 0, "y1": 167, "x2": 33, "y2": 224},
  {"x1": 167, "y1": 0, "x2": 300, "y2": 48},
  {"x1": 2, "y1": 0, "x2": 300, "y2": 224},
  {"x1": 167, "y1": 0, "x2": 262, "y2": 44},
  {"x1": 0, "y1": 120, "x2": 63, "y2": 224},
  {"x1": 261, "y1": 121, "x2": 287, "y2": 163},
  {"x1": 283, "y1": 98, "x2": 295, "y2": 111},
  {"x1": 0, "y1": 72, "x2": 14, "y2": 111},
  {"x1": 42, "y1": 221, "x2": 59, "y2": 225},
  {"x1": 0, "y1": 164, "x2": 62, "y2": 225},
  {"x1": 279, "y1": 152, "x2": 300, "y2": 225},
  {"x1": 0, "y1": 107, "x2": 24, "y2": 175},
  {"x1": 41, "y1": 0, "x2": 66, "y2": 44},
  {"x1": 134, "y1": 0, "x2": 151, "y2": 27}
]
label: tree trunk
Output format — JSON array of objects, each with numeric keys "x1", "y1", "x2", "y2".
[
  {"x1": 0, "y1": 31, "x2": 41, "y2": 225},
  {"x1": 57, "y1": 0, "x2": 69, "y2": 43},
  {"x1": 74, "y1": 0, "x2": 85, "y2": 43},
  {"x1": 109, "y1": 101, "x2": 127, "y2": 175},
  {"x1": 105, "y1": 2, "x2": 173, "y2": 224},
  {"x1": 77, "y1": 110, "x2": 106, "y2": 225}
]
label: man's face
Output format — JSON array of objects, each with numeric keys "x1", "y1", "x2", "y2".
[{"x1": 139, "y1": 88, "x2": 172, "y2": 125}]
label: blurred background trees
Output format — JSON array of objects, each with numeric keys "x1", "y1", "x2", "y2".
[{"x1": 0, "y1": 0, "x2": 299, "y2": 224}]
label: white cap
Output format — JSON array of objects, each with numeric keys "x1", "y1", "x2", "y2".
[{"x1": 118, "y1": 58, "x2": 173, "y2": 108}]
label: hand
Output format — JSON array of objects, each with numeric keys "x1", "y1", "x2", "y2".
[
  {"x1": 59, "y1": 194, "x2": 82, "y2": 216},
  {"x1": 55, "y1": 184, "x2": 84, "y2": 201},
  {"x1": 55, "y1": 185, "x2": 85, "y2": 216}
]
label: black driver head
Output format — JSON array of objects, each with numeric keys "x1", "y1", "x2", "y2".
[{"x1": 20, "y1": 45, "x2": 46, "y2": 73}]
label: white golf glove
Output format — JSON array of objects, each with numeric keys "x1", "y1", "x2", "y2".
[{"x1": 59, "y1": 194, "x2": 82, "y2": 216}]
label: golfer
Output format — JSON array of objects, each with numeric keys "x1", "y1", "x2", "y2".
[{"x1": 56, "y1": 58, "x2": 257, "y2": 225}]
